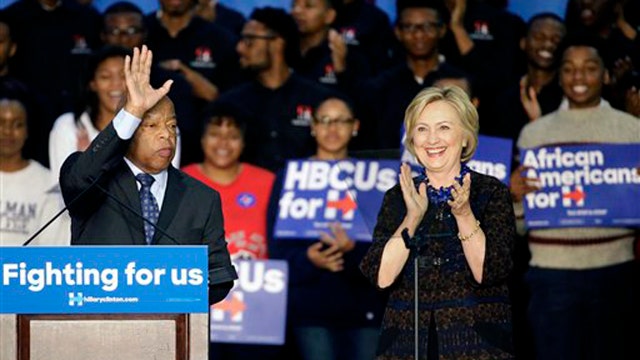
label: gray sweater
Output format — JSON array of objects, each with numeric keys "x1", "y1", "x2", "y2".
[{"x1": 515, "y1": 103, "x2": 639, "y2": 269}]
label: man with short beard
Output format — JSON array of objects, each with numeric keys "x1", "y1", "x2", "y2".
[
  {"x1": 144, "y1": 0, "x2": 241, "y2": 164},
  {"x1": 214, "y1": 6, "x2": 337, "y2": 173}
]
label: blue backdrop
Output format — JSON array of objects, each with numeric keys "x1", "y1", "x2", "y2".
[{"x1": 1, "y1": 0, "x2": 569, "y2": 22}]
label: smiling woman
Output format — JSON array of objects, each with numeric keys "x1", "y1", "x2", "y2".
[
  {"x1": 48, "y1": 45, "x2": 129, "y2": 183},
  {"x1": 182, "y1": 101, "x2": 275, "y2": 261},
  {"x1": 360, "y1": 85, "x2": 517, "y2": 360}
]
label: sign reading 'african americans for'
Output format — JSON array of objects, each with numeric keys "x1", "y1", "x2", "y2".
[{"x1": 520, "y1": 144, "x2": 640, "y2": 228}]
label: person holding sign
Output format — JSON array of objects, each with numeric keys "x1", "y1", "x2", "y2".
[
  {"x1": 511, "y1": 36, "x2": 639, "y2": 360},
  {"x1": 360, "y1": 86, "x2": 516, "y2": 359},
  {"x1": 59, "y1": 46, "x2": 237, "y2": 304},
  {"x1": 269, "y1": 96, "x2": 386, "y2": 360}
]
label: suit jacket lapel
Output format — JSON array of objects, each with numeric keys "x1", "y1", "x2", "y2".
[{"x1": 153, "y1": 167, "x2": 185, "y2": 244}]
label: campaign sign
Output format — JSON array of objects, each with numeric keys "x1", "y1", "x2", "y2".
[
  {"x1": 210, "y1": 259, "x2": 288, "y2": 345},
  {"x1": 520, "y1": 144, "x2": 640, "y2": 228},
  {"x1": 0, "y1": 246, "x2": 208, "y2": 314},
  {"x1": 468, "y1": 135, "x2": 512, "y2": 185},
  {"x1": 274, "y1": 159, "x2": 399, "y2": 242},
  {"x1": 401, "y1": 134, "x2": 512, "y2": 185}
]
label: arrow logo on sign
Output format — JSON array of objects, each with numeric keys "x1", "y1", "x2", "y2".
[{"x1": 326, "y1": 192, "x2": 357, "y2": 215}]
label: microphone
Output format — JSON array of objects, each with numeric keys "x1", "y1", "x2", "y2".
[
  {"x1": 22, "y1": 169, "x2": 105, "y2": 246},
  {"x1": 22, "y1": 152, "x2": 125, "y2": 246},
  {"x1": 94, "y1": 182, "x2": 181, "y2": 246}
]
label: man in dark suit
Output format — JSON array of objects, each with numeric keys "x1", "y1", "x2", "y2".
[{"x1": 60, "y1": 45, "x2": 237, "y2": 304}]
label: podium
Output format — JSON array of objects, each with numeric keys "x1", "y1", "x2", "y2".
[{"x1": 1, "y1": 246, "x2": 209, "y2": 360}]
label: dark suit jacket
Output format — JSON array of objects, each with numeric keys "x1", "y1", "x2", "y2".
[{"x1": 60, "y1": 122, "x2": 237, "y2": 303}]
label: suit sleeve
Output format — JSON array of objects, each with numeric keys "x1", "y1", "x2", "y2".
[
  {"x1": 59, "y1": 122, "x2": 130, "y2": 216},
  {"x1": 205, "y1": 190, "x2": 238, "y2": 303}
]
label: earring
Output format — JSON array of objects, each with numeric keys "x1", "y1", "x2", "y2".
[{"x1": 352, "y1": 130, "x2": 358, "y2": 137}]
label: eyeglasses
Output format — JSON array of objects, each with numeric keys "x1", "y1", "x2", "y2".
[
  {"x1": 398, "y1": 21, "x2": 442, "y2": 34},
  {"x1": 240, "y1": 33, "x2": 277, "y2": 47},
  {"x1": 104, "y1": 27, "x2": 144, "y2": 37},
  {"x1": 313, "y1": 116, "x2": 355, "y2": 127}
]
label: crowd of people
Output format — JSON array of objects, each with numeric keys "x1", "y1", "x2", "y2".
[{"x1": 1, "y1": 0, "x2": 639, "y2": 359}]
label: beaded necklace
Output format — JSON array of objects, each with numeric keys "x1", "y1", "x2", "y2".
[{"x1": 417, "y1": 164, "x2": 471, "y2": 220}]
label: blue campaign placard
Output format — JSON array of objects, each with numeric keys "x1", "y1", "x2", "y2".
[
  {"x1": 468, "y1": 135, "x2": 513, "y2": 185},
  {"x1": 520, "y1": 143, "x2": 640, "y2": 228},
  {"x1": 210, "y1": 259, "x2": 288, "y2": 345},
  {"x1": 0, "y1": 246, "x2": 208, "y2": 314},
  {"x1": 273, "y1": 159, "x2": 399, "y2": 242}
]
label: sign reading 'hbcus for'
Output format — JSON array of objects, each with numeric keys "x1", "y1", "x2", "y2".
[
  {"x1": 274, "y1": 159, "x2": 399, "y2": 241},
  {"x1": 210, "y1": 259, "x2": 288, "y2": 345},
  {"x1": 520, "y1": 143, "x2": 640, "y2": 228}
]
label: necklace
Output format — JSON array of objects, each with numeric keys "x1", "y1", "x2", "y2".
[{"x1": 421, "y1": 164, "x2": 471, "y2": 205}]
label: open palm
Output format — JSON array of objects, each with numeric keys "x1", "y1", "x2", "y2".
[{"x1": 123, "y1": 45, "x2": 173, "y2": 118}]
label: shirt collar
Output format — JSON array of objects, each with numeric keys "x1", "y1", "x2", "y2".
[
  {"x1": 124, "y1": 157, "x2": 168, "y2": 189},
  {"x1": 559, "y1": 97, "x2": 610, "y2": 110}
]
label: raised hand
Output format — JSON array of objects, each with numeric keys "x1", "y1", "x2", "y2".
[
  {"x1": 449, "y1": 0, "x2": 467, "y2": 28},
  {"x1": 328, "y1": 29, "x2": 347, "y2": 73},
  {"x1": 307, "y1": 238, "x2": 344, "y2": 272},
  {"x1": 509, "y1": 165, "x2": 540, "y2": 202},
  {"x1": 399, "y1": 163, "x2": 428, "y2": 223},
  {"x1": 320, "y1": 222, "x2": 355, "y2": 253},
  {"x1": 76, "y1": 123, "x2": 90, "y2": 151},
  {"x1": 123, "y1": 45, "x2": 173, "y2": 119},
  {"x1": 449, "y1": 173, "x2": 472, "y2": 217},
  {"x1": 625, "y1": 86, "x2": 640, "y2": 117},
  {"x1": 520, "y1": 75, "x2": 541, "y2": 121}
]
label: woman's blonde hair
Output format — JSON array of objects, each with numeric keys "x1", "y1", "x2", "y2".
[{"x1": 403, "y1": 85, "x2": 479, "y2": 162}]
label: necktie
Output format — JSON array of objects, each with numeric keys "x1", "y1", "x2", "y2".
[{"x1": 136, "y1": 173, "x2": 159, "y2": 245}]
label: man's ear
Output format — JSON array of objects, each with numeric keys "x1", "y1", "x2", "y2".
[
  {"x1": 325, "y1": 8, "x2": 337, "y2": 26},
  {"x1": 603, "y1": 69, "x2": 611, "y2": 85},
  {"x1": 394, "y1": 25, "x2": 402, "y2": 41},
  {"x1": 437, "y1": 24, "x2": 447, "y2": 39},
  {"x1": 9, "y1": 42, "x2": 16, "y2": 58},
  {"x1": 272, "y1": 36, "x2": 285, "y2": 55}
]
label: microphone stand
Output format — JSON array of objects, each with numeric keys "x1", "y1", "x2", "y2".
[
  {"x1": 401, "y1": 228, "x2": 422, "y2": 359},
  {"x1": 414, "y1": 248, "x2": 420, "y2": 360},
  {"x1": 22, "y1": 173, "x2": 105, "y2": 246}
]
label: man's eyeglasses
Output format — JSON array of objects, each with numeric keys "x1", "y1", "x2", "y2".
[
  {"x1": 104, "y1": 27, "x2": 144, "y2": 37},
  {"x1": 313, "y1": 116, "x2": 356, "y2": 127},
  {"x1": 398, "y1": 21, "x2": 442, "y2": 34},
  {"x1": 240, "y1": 33, "x2": 277, "y2": 47}
]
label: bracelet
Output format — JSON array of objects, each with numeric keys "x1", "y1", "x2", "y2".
[{"x1": 458, "y1": 220, "x2": 481, "y2": 242}]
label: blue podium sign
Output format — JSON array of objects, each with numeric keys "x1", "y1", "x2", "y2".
[{"x1": 0, "y1": 246, "x2": 208, "y2": 314}]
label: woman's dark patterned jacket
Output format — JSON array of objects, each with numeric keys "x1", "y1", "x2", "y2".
[{"x1": 360, "y1": 170, "x2": 516, "y2": 360}]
